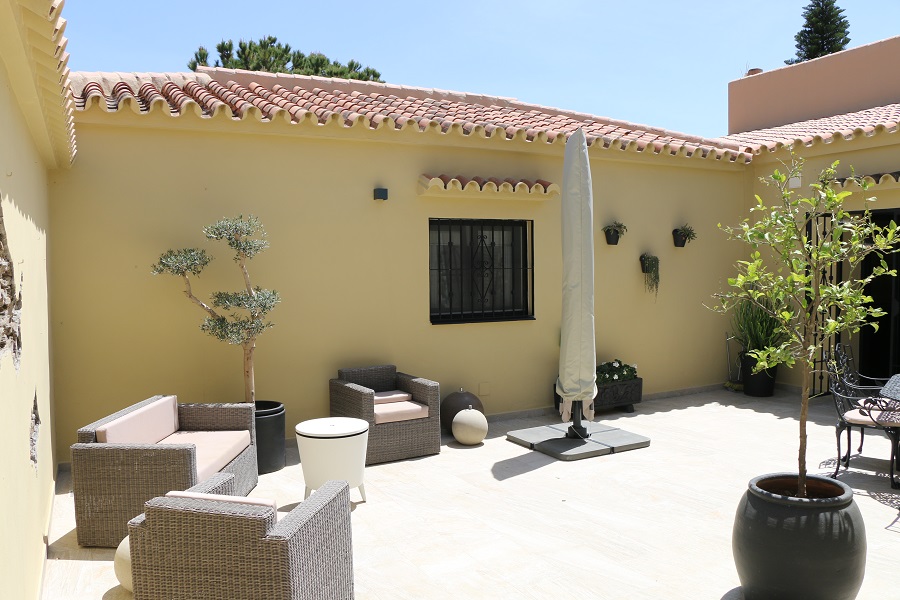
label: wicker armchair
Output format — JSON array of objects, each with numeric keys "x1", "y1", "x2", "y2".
[
  {"x1": 129, "y1": 479, "x2": 354, "y2": 600},
  {"x1": 71, "y1": 396, "x2": 258, "y2": 547},
  {"x1": 330, "y1": 365, "x2": 440, "y2": 465}
]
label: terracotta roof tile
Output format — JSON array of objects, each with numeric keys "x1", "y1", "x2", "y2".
[
  {"x1": 418, "y1": 174, "x2": 560, "y2": 198},
  {"x1": 718, "y1": 104, "x2": 900, "y2": 153},
  {"x1": 68, "y1": 68, "x2": 751, "y2": 164}
]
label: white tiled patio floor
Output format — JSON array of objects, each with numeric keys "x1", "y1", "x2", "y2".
[{"x1": 42, "y1": 388, "x2": 900, "y2": 599}]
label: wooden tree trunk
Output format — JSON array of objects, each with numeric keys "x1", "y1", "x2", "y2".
[
  {"x1": 243, "y1": 341, "x2": 255, "y2": 404},
  {"x1": 798, "y1": 360, "x2": 810, "y2": 498}
]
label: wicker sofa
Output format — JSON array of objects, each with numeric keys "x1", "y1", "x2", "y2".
[
  {"x1": 330, "y1": 365, "x2": 440, "y2": 465},
  {"x1": 71, "y1": 395, "x2": 258, "y2": 547},
  {"x1": 129, "y1": 476, "x2": 353, "y2": 600}
]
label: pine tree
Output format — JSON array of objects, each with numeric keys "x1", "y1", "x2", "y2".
[
  {"x1": 188, "y1": 36, "x2": 383, "y2": 82},
  {"x1": 785, "y1": 0, "x2": 850, "y2": 65}
]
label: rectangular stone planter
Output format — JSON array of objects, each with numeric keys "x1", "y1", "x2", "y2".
[{"x1": 553, "y1": 377, "x2": 642, "y2": 414}]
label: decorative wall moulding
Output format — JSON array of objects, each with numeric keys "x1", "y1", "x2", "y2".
[{"x1": 417, "y1": 174, "x2": 559, "y2": 200}]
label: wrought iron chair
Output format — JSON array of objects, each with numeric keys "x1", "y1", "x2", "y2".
[
  {"x1": 827, "y1": 354, "x2": 900, "y2": 488},
  {"x1": 833, "y1": 342, "x2": 891, "y2": 389},
  {"x1": 830, "y1": 343, "x2": 899, "y2": 455}
]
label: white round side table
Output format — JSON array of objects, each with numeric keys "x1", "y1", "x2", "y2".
[{"x1": 295, "y1": 417, "x2": 369, "y2": 502}]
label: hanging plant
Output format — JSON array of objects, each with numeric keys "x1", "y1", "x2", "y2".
[
  {"x1": 673, "y1": 224, "x2": 697, "y2": 247},
  {"x1": 639, "y1": 253, "x2": 659, "y2": 297}
]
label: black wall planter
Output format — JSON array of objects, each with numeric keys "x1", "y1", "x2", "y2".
[
  {"x1": 254, "y1": 400, "x2": 286, "y2": 474},
  {"x1": 733, "y1": 473, "x2": 866, "y2": 600},
  {"x1": 604, "y1": 230, "x2": 620, "y2": 245},
  {"x1": 741, "y1": 353, "x2": 777, "y2": 397},
  {"x1": 672, "y1": 229, "x2": 687, "y2": 247}
]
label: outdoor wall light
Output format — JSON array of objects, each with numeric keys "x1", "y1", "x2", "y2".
[
  {"x1": 788, "y1": 176, "x2": 801, "y2": 189},
  {"x1": 373, "y1": 187, "x2": 389, "y2": 201}
]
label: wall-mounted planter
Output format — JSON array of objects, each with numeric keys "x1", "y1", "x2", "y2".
[
  {"x1": 639, "y1": 254, "x2": 660, "y2": 297},
  {"x1": 672, "y1": 224, "x2": 696, "y2": 247},
  {"x1": 602, "y1": 222, "x2": 626, "y2": 245}
]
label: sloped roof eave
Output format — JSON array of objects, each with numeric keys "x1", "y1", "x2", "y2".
[
  {"x1": 2, "y1": 0, "x2": 77, "y2": 166},
  {"x1": 70, "y1": 68, "x2": 752, "y2": 165}
]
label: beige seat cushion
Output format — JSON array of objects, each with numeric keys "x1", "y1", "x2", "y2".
[
  {"x1": 374, "y1": 390, "x2": 412, "y2": 405},
  {"x1": 374, "y1": 400, "x2": 429, "y2": 424},
  {"x1": 157, "y1": 430, "x2": 251, "y2": 483},
  {"x1": 96, "y1": 395, "x2": 178, "y2": 443},
  {"x1": 165, "y1": 490, "x2": 278, "y2": 514},
  {"x1": 844, "y1": 408, "x2": 900, "y2": 427}
]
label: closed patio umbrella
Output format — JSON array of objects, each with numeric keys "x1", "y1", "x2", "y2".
[{"x1": 555, "y1": 128, "x2": 597, "y2": 438}]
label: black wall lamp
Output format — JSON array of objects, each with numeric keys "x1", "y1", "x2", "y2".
[{"x1": 373, "y1": 187, "x2": 389, "y2": 201}]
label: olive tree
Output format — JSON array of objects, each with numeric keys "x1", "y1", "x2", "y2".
[{"x1": 152, "y1": 215, "x2": 280, "y2": 403}]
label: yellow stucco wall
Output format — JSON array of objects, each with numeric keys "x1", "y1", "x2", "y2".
[
  {"x1": 49, "y1": 114, "x2": 748, "y2": 452},
  {"x1": 0, "y1": 58, "x2": 54, "y2": 600}
]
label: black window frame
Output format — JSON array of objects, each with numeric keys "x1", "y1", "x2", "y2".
[{"x1": 429, "y1": 218, "x2": 534, "y2": 324}]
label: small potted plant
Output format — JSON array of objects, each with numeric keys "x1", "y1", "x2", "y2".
[
  {"x1": 672, "y1": 224, "x2": 697, "y2": 247},
  {"x1": 602, "y1": 221, "x2": 627, "y2": 245},
  {"x1": 639, "y1": 253, "x2": 659, "y2": 297},
  {"x1": 594, "y1": 359, "x2": 642, "y2": 413},
  {"x1": 731, "y1": 297, "x2": 785, "y2": 397}
]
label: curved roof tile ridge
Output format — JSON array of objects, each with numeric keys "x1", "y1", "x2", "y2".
[
  {"x1": 71, "y1": 68, "x2": 752, "y2": 163},
  {"x1": 717, "y1": 103, "x2": 900, "y2": 154}
]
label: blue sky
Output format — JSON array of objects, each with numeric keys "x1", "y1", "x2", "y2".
[{"x1": 63, "y1": 1, "x2": 897, "y2": 139}]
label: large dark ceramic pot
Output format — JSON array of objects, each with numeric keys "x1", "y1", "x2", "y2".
[
  {"x1": 440, "y1": 389, "x2": 484, "y2": 432},
  {"x1": 733, "y1": 473, "x2": 866, "y2": 600},
  {"x1": 254, "y1": 400, "x2": 285, "y2": 474},
  {"x1": 741, "y1": 352, "x2": 777, "y2": 397}
]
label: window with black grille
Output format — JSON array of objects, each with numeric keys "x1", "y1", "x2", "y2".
[{"x1": 429, "y1": 219, "x2": 534, "y2": 324}]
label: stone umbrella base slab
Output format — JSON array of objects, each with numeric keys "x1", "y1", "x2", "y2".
[{"x1": 507, "y1": 421, "x2": 650, "y2": 461}]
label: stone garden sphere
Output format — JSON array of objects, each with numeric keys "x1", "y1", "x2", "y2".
[
  {"x1": 452, "y1": 406, "x2": 489, "y2": 445},
  {"x1": 440, "y1": 388, "x2": 484, "y2": 431}
]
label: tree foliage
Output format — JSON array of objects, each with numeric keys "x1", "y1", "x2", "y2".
[
  {"x1": 152, "y1": 215, "x2": 280, "y2": 403},
  {"x1": 785, "y1": 0, "x2": 850, "y2": 65},
  {"x1": 188, "y1": 35, "x2": 383, "y2": 81},
  {"x1": 711, "y1": 154, "x2": 898, "y2": 496}
]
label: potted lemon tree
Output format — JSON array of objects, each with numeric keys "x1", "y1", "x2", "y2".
[{"x1": 712, "y1": 155, "x2": 899, "y2": 599}]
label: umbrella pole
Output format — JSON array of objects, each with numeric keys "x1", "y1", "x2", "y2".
[{"x1": 566, "y1": 400, "x2": 588, "y2": 439}]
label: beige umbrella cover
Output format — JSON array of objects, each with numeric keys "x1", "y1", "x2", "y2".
[{"x1": 555, "y1": 128, "x2": 597, "y2": 423}]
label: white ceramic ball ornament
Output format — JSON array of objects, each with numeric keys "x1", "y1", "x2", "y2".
[{"x1": 451, "y1": 405, "x2": 488, "y2": 445}]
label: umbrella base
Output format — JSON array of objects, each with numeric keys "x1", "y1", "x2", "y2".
[
  {"x1": 507, "y1": 422, "x2": 650, "y2": 461},
  {"x1": 566, "y1": 423, "x2": 589, "y2": 439}
]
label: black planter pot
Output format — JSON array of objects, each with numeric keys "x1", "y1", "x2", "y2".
[
  {"x1": 553, "y1": 377, "x2": 642, "y2": 414},
  {"x1": 672, "y1": 229, "x2": 687, "y2": 247},
  {"x1": 733, "y1": 473, "x2": 866, "y2": 600},
  {"x1": 254, "y1": 400, "x2": 285, "y2": 474},
  {"x1": 604, "y1": 230, "x2": 620, "y2": 245},
  {"x1": 741, "y1": 352, "x2": 777, "y2": 397}
]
